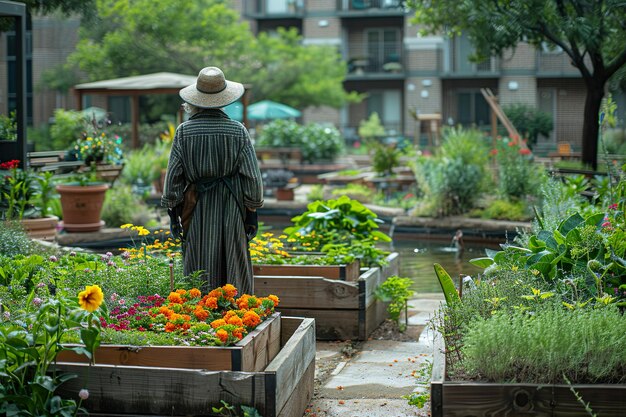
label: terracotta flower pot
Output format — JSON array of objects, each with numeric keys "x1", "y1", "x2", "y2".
[
  {"x1": 56, "y1": 183, "x2": 109, "y2": 232},
  {"x1": 275, "y1": 187, "x2": 295, "y2": 201},
  {"x1": 20, "y1": 215, "x2": 59, "y2": 241}
]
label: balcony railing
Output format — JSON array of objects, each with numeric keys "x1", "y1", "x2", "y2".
[
  {"x1": 346, "y1": 42, "x2": 405, "y2": 75},
  {"x1": 244, "y1": 0, "x2": 305, "y2": 17},
  {"x1": 337, "y1": 0, "x2": 404, "y2": 11}
]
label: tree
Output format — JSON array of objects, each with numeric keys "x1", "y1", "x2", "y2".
[
  {"x1": 406, "y1": 0, "x2": 626, "y2": 169},
  {"x1": 67, "y1": 0, "x2": 358, "y2": 109}
]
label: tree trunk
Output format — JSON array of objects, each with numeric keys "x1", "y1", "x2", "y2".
[{"x1": 581, "y1": 81, "x2": 605, "y2": 170}]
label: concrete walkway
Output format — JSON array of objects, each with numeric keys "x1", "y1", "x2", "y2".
[{"x1": 303, "y1": 293, "x2": 444, "y2": 417}]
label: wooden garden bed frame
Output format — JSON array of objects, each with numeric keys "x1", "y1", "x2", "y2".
[
  {"x1": 58, "y1": 313, "x2": 281, "y2": 372},
  {"x1": 254, "y1": 252, "x2": 399, "y2": 340},
  {"x1": 430, "y1": 331, "x2": 626, "y2": 417},
  {"x1": 56, "y1": 316, "x2": 315, "y2": 417},
  {"x1": 253, "y1": 259, "x2": 360, "y2": 281}
]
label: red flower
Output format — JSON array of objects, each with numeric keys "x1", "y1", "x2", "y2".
[
  {"x1": 519, "y1": 148, "x2": 532, "y2": 155},
  {"x1": 0, "y1": 159, "x2": 20, "y2": 170}
]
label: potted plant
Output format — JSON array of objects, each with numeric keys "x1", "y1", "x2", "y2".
[
  {"x1": 262, "y1": 169, "x2": 299, "y2": 201},
  {"x1": 0, "y1": 159, "x2": 59, "y2": 240},
  {"x1": 55, "y1": 166, "x2": 109, "y2": 232}
]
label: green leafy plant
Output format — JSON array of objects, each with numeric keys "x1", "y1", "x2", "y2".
[
  {"x1": 358, "y1": 112, "x2": 386, "y2": 141},
  {"x1": 501, "y1": 103, "x2": 553, "y2": 146},
  {"x1": 0, "y1": 110, "x2": 17, "y2": 141},
  {"x1": 256, "y1": 120, "x2": 344, "y2": 163},
  {"x1": 375, "y1": 275, "x2": 414, "y2": 329},
  {"x1": 212, "y1": 400, "x2": 263, "y2": 417},
  {"x1": 0, "y1": 285, "x2": 105, "y2": 417},
  {"x1": 329, "y1": 183, "x2": 374, "y2": 202},
  {"x1": 368, "y1": 140, "x2": 402, "y2": 177},
  {"x1": 492, "y1": 136, "x2": 544, "y2": 200}
]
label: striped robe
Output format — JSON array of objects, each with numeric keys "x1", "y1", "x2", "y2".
[{"x1": 161, "y1": 109, "x2": 264, "y2": 294}]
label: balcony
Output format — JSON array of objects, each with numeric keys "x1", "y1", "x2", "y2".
[
  {"x1": 536, "y1": 51, "x2": 581, "y2": 77},
  {"x1": 345, "y1": 42, "x2": 405, "y2": 78},
  {"x1": 337, "y1": 0, "x2": 406, "y2": 16},
  {"x1": 244, "y1": 0, "x2": 305, "y2": 18}
]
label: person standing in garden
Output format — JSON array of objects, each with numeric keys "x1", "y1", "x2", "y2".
[{"x1": 161, "y1": 66, "x2": 263, "y2": 294}]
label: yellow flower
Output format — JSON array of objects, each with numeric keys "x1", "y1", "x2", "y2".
[
  {"x1": 78, "y1": 285, "x2": 104, "y2": 312},
  {"x1": 120, "y1": 224, "x2": 133, "y2": 229}
]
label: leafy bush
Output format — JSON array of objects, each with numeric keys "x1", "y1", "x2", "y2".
[
  {"x1": 368, "y1": 140, "x2": 402, "y2": 176},
  {"x1": 502, "y1": 103, "x2": 553, "y2": 146},
  {"x1": 413, "y1": 127, "x2": 491, "y2": 216},
  {"x1": 101, "y1": 185, "x2": 153, "y2": 227},
  {"x1": 329, "y1": 183, "x2": 374, "y2": 202},
  {"x1": 0, "y1": 110, "x2": 17, "y2": 141},
  {"x1": 122, "y1": 144, "x2": 162, "y2": 186},
  {"x1": 257, "y1": 120, "x2": 344, "y2": 163},
  {"x1": 478, "y1": 198, "x2": 531, "y2": 221},
  {"x1": 493, "y1": 137, "x2": 545, "y2": 200},
  {"x1": 49, "y1": 109, "x2": 85, "y2": 150},
  {"x1": 375, "y1": 275, "x2": 415, "y2": 327},
  {"x1": 0, "y1": 221, "x2": 33, "y2": 257},
  {"x1": 358, "y1": 112, "x2": 386, "y2": 141}
]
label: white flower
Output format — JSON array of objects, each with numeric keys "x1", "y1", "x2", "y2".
[{"x1": 78, "y1": 389, "x2": 89, "y2": 400}]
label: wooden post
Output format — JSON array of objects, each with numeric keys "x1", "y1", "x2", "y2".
[{"x1": 131, "y1": 94, "x2": 140, "y2": 149}]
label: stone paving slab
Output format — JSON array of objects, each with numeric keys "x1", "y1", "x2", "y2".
[{"x1": 304, "y1": 398, "x2": 430, "y2": 417}]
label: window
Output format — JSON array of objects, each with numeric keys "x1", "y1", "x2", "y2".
[
  {"x1": 367, "y1": 90, "x2": 402, "y2": 133},
  {"x1": 366, "y1": 29, "x2": 401, "y2": 72},
  {"x1": 457, "y1": 91, "x2": 490, "y2": 127}
]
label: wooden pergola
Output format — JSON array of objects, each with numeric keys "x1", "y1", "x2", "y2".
[{"x1": 73, "y1": 72, "x2": 251, "y2": 148}]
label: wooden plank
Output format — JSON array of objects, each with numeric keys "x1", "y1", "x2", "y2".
[
  {"x1": 55, "y1": 364, "x2": 268, "y2": 416},
  {"x1": 265, "y1": 318, "x2": 316, "y2": 415},
  {"x1": 380, "y1": 252, "x2": 400, "y2": 279},
  {"x1": 253, "y1": 261, "x2": 359, "y2": 281},
  {"x1": 430, "y1": 330, "x2": 445, "y2": 417},
  {"x1": 254, "y1": 275, "x2": 360, "y2": 309},
  {"x1": 279, "y1": 316, "x2": 309, "y2": 346},
  {"x1": 277, "y1": 361, "x2": 315, "y2": 417},
  {"x1": 242, "y1": 311, "x2": 282, "y2": 372},
  {"x1": 361, "y1": 266, "x2": 381, "y2": 309},
  {"x1": 277, "y1": 308, "x2": 359, "y2": 340},
  {"x1": 442, "y1": 383, "x2": 626, "y2": 417}
]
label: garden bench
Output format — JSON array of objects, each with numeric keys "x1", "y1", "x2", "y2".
[
  {"x1": 547, "y1": 141, "x2": 581, "y2": 161},
  {"x1": 27, "y1": 150, "x2": 85, "y2": 174}
]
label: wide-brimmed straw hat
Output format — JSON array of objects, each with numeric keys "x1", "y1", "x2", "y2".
[{"x1": 179, "y1": 67, "x2": 244, "y2": 109}]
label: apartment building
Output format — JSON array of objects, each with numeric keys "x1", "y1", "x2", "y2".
[
  {"x1": 234, "y1": 0, "x2": 586, "y2": 152},
  {"x1": 1, "y1": 2, "x2": 588, "y2": 153}
]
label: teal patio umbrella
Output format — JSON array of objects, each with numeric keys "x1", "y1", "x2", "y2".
[
  {"x1": 247, "y1": 100, "x2": 301, "y2": 121},
  {"x1": 222, "y1": 101, "x2": 243, "y2": 121}
]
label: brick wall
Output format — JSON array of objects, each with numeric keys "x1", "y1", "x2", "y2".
[
  {"x1": 500, "y1": 43, "x2": 536, "y2": 70},
  {"x1": 498, "y1": 76, "x2": 537, "y2": 107},
  {"x1": 303, "y1": 105, "x2": 341, "y2": 126},
  {"x1": 405, "y1": 77, "x2": 442, "y2": 138},
  {"x1": 303, "y1": 17, "x2": 341, "y2": 39},
  {"x1": 307, "y1": 0, "x2": 336, "y2": 12}
]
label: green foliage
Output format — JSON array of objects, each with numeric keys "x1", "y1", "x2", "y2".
[
  {"x1": 49, "y1": 109, "x2": 85, "y2": 150},
  {"x1": 493, "y1": 137, "x2": 545, "y2": 200},
  {"x1": 101, "y1": 185, "x2": 152, "y2": 228},
  {"x1": 368, "y1": 140, "x2": 402, "y2": 176},
  {"x1": 403, "y1": 361, "x2": 432, "y2": 410},
  {"x1": 375, "y1": 275, "x2": 415, "y2": 326},
  {"x1": 501, "y1": 103, "x2": 553, "y2": 146},
  {"x1": 0, "y1": 288, "x2": 103, "y2": 416},
  {"x1": 122, "y1": 144, "x2": 162, "y2": 185},
  {"x1": 0, "y1": 221, "x2": 33, "y2": 257},
  {"x1": 212, "y1": 400, "x2": 263, "y2": 417},
  {"x1": 478, "y1": 198, "x2": 531, "y2": 221},
  {"x1": 257, "y1": 120, "x2": 344, "y2": 163},
  {"x1": 413, "y1": 127, "x2": 490, "y2": 216},
  {"x1": 330, "y1": 183, "x2": 374, "y2": 202},
  {"x1": 306, "y1": 184, "x2": 324, "y2": 202},
  {"x1": 0, "y1": 111, "x2": 17, "y2": 141},
  {"x1": 358, "y1": 112, "x2": 386, "y2": 141},
  {"x1": 461, "y1": 306, "x2": 626, "y2": 383},
  {"x1": 69, "y1": 3, "x2": 357, "y2": 110},
  {"x1": 433, "y1": 263, "x2": 461, "y2": 305}
]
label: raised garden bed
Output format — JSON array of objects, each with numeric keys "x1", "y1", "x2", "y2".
[
  {"x1": 253, "y1": 259, "x2": 360, "y2": 281},
  {"x1": 57, "y1": 312, "x2": 281, "y2": 372},
  {"x1": 254, "y1": 252, "x2": 399, "y2": 340},
  {"x1": 56, "y1": 316, "x2": 315, "y2": 417},
  {"x1": 430, "y1": 332, "x2": 626, "y2": 417}
]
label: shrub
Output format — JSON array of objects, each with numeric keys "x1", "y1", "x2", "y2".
[
  {"x1": 0, "y1": 221, "x2": 33, "y2": 257},
  {"x1": 493, "y1": 137, "x2": 545, "y2": 200},
  {"x1": 257, "y1": 120, "x2": 344, "y2": 163},
  {"x1": 479, "y1": 198, "x2": 531, "y2": 221},
  {"x1": 413, "y1": 127, "x2": 491, "y2": 216},
  {"x1": 329, "y1": 183, "x2": 374, "y2": 202},
  {"x1": 101, "y1": 185, "x2": 152, "y2": 227},
  {"x1": 49, "y1": 109, "x2": 85, "y2": 150},
  {"x1": 501, "y1": 103, "x2": 553, "y2": 146}
]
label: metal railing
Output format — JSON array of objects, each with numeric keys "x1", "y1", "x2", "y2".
[
  {"x1": 244, "y1": 0, "x2": 305, "y2": 16},
  {"x1": 337, "y1": 0, "x2": 404, "y2": 11},
  {"x1": 345, "y1": 41, "x2": 404, "y2": 75}
]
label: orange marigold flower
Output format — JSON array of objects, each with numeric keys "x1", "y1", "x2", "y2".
[
  {"x1": 194, "y1": 307, "x2": 209, "y2": 321},
  {"x1": 168, "y1": 292, "x2": 183, "y2": 304},
  {"x1": 208, "y1": 289, "x2": 221, "y2": 298},
  {"x1": 216, "y1": 329, "x2": 229, "y2": 343},
  {"x1": 164, "y1": 322, "x2": 176, "y2": 332},
  {"x1": 159, "y1": 306, "x2": 173, "y2": 318},
  {"x1": 237, "y1": 295, "x2": 250, "y2": 310},
  {"x1": 203, "y1": 297, "x2": 218, "y2": 310},
  {"x1": 188, "y1": 288, "x2": 201, "y2": 298},
  {"x1": 176, "y1": 289, "x2": 187, "y2": 295},
  {"x1": 232, "y1": 327, "x2": 244, "y2": 340},
  {"x1": 242, "y1": 310, "x2": 261, "y2": 328},
  {"x1": 223, "y1": 310, "x2": 239, "y2": 320},
  {"x1": 182, "y1": 322, "x2": 191, "y2": 331},
  {"x1": 211, "y1": 318, "x2": 227, "y2": 329},
  {"x1": 222, "y1": 284, "x2": 237, "y2": 298},
  {"x1": 227, "y1": 315, "x2": 243, "y2": 327},
  {"x1": 267, "y1": 294, "x2": 280, "y2": 307}
]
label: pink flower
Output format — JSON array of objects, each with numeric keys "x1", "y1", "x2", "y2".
[
  {"x1": 609, "y1": 203, "x2": 618, "y2": 210},
  {"x1": 78, "y1": 389, "x2": 89, "y2": 400}
]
